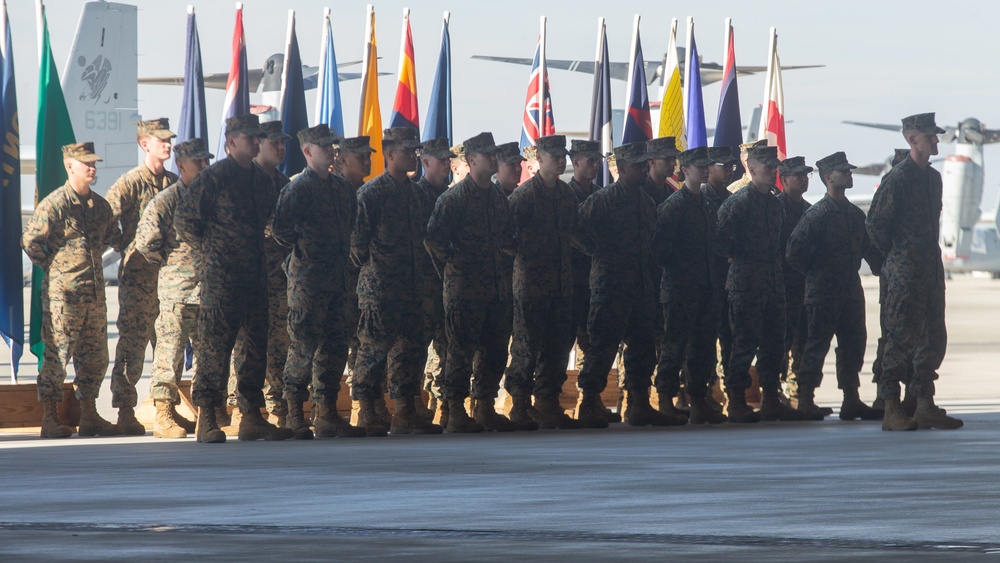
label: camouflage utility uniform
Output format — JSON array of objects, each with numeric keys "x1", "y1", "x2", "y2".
[
  {"x1": 568, "y1": 177, "x2": 598, "y2": 359},
  {"x1": 702, "y1": 183, "x2": 733, "y2": 380},
  {"x1": 416, "y1": 177, "x2": 448, "y2": 399},
  {"x1": 775, "y1": 191, "x2": 811, "y2": 390},
  {"x1": 22, "y1": 183, "x2": 122, "y2": 402}
]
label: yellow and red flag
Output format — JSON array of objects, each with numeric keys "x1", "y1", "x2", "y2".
[
  {"x1": 388, "y1": 8, "x2": 418, "y2": 131},
  {"x1": 358, "y1": 4, "x2": 383, "y2": 180}
]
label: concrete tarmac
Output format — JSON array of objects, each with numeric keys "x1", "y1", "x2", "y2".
[{"x1": 1, "y1": 275, "x2": 998, "y2": 560}]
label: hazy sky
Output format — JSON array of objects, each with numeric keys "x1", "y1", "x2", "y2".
[{"x1": 6, "y1": 0, "x2": 1000, "y2": 204}]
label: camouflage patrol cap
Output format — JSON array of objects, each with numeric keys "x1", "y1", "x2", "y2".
[
  {"x1": 462, "y1": 132, "x2": 499, "y2": 156},
  {"x1": 260, "y1": 121, "x2": 292, "y2": 141},
  {"x1": 778, "y1": 156, "x2": 814, "y2": 175},
  {"x1": 645, "y1": 136, "x2": 680, "y2": 159},
  {"x1": 173, "y1": 138, "x2": 214, "y2": 161},
  {"x1": 419, "y1": 137, "x2": 457, "y2": 160},
  {"x1": 521, "y1": 145, "x2": 537, "y2": 160},
  {"x1": 747, "y1": 144, "x2": 780, "y2": 167},
  {"x1": 708, "y1": 146, "x2": 738, "y2": 165},
  {"x1": 535, "y1": 134, "x2": 568, "y2": 157},
  {"x1": 613, "y1": 142, "x2": 648, "y2": 164},
  {"x1": 450, "y1": 143, "x2": 466, "y2": 161},
  {"x1": 739, "y1": 139, "x2": 767, "y2": 153},
  {"x1": 382, "y1": 127, "x2": 422, "y2": 150},
  {"x1": 891, "y1": 148, "x2": 910, "y2": 167},
  {"x1": 815, "y1": 151, "x2": 857, "y2": 173},
  {"x1": 901, "y1": 112, "x2": 945, "y2": 135},
  {"x1": 62, "y1": 142, "x2": 103, "y2": 163},
  {"x1": 225, "y1": 114, "x2": 263, "y2": 137},
  {"x1": 569, "y1": 139, "x2": 602, "y2": 159},
  {"x1": 137, "y1": 118, "x2": 176, "y2": 140},
  {"x1": 677, "y1": 147, "x2": 713, "y2": 167},
  {"x1": 297, "y1": 124, "x2": 338, "y2": 147},
  {"x1": 495, "y1": 142, "x2": 526, "y2": 164},
  {"x1": 337, "y1": 136, "x2": 376, "y2": 154}
]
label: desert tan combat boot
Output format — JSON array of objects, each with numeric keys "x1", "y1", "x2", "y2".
[
  {"x1": 574, "y1": 393, "x2": 611, "y2": 429},
  {"x1": 507, "y1": 395, "x2": 540, "y2": 431},
  {"x1": 760, "y1": 388, "x2": 806, "y2": 421},
  {"x1": 153, "y1": 400, "x2": 187, "y2": 439},
  {"x1": 627, "y1": 386, "x2": 685, "y2": 427},
  {"x1": 389, "y1": 397, "x2": 444, "y2": 435},
  {"x1": 78, "y1": 398, "x2": 122, "y2": 436},
  {"x1": 725, "y1": 389, "x2": 760, "y2": 423},
  {"x1": 914, "y1": 397, "x2": 964, "y2": 430},
  {"x1": 313, "y1": 403, "x2": 366, "y2": 437},
  {"x1": 238, "y1": 408, "x2": 294, "y2": 441},
  {"x1": 413, "y1": 394, "x2": 436, "y2": 423},
  {"x1": 881, "y1": 397, "x2": 918, "y2": 431},
  {"x1": 195, "y1": 406, "x2": 226, "y2": 443},
  {"x1": 839, "y1": 387, "x2": 883, "y2": 421},
  {"x1": 170, "y1": 403, "x2": 196, "y2": 433},
  {"x1": 115, "y1": 405, "x2": 147, "y2": 436},
  {"x1": 793, "y1": 385, "x2": 826, "y2": 421},
  {"x1": 284, "y1": 399, "x2": 314, "y2": 440},
  {"x1": 214, "y1": 405, "x2": 232, "y2": 427},
  {"x1": 532, "y1": 395, "x2": 583, "y2": 429},
  {"x1": 688, "y1": 395, "x2": 728, "y2": 424},
  {"x1": 472, "y1": 398, "x2": 518, "y2": 432},
  {"x1": 357, "y1": 399, "x2": 389, "y2": 437},
  {"x1": 444, "y1": 398, "x2": 483, "y2": 433},
  {"x1": 656, "y1": 395, "x2": 690, "y2": 424},
  {"x1": 373, "y1": 396, "x2": 393, "y2": 428},
  {"x1": 594, "y1": 393, "x2": 621, "y2": 423},
  {"x1": 40, "y1": 401, "x2": 73, "y2": 438}
]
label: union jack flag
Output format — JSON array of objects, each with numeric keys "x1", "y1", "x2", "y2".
[{"x1": 519, "y1": 31, "x2": 555, "y2": 152}]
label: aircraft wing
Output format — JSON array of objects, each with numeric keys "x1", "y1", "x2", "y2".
[
  {"x1": 842, "y1": 120, "x2": 902, "y2": 132},
  {"x1": 139, "y1": 58, "x2": 366, "y2": 91}
]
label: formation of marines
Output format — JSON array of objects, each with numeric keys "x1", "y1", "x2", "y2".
[{"x1": 22, "y1": 111, "x2": 964, "y2": 442}]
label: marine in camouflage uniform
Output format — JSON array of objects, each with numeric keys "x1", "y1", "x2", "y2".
[
  {"x1": 866, "y1": 113, "x2": 962, "y2": 431},
  {"x1": 572, "y1": 142, "x2": 675, "y2": 428},
  {"x1": 786, "y1": 151, "x2": 883, "y2": 422},
  {"x1": 652, "y1": 147, "x2": 726, "y2": 425},
  {"x1": 273, "y1": 125, "x2": 368, "y2": 439},
  {"x1": 21, "y1": 143, "x2": 122, "y2": 438},
  {"x1": 726, "y1": 140, "x2": 767, "y2": 194},
  {"x1": 107, "y1": 118, "x2": 178, "y2": 434},
  {"x1": 227, "y1": 121, "x2": 291, "y2": 421},
  {"x1": 174, "y1": 114, "x2": 292, "y2": 443},
  {"x1": 775, "y1": 156, "x2": 813, "y2": 401},
  {"x1": 134, "y1": 139, "x2": 213, "y2": 438},
  {"x1": 703, "y1": 147, "x2": 738, "y2": 389},
  {"x1": 503, "y1": 135, "x2": 579, "y2": 430},
  {"x1": 425, "y1": 132, "x2": 517, "y2": 433},
  {"x1": 567, "y1": 140, "x2": 603, "y2": 367},
  {"x1": 351, "y1": 127, "x2": 441, "y2": 435},
  {"x1": 415, "y1": 139, "x2": 454, "y2": 407},
  {"x1": 714, "y1": 144, "x2": 803, "y2": 422}
]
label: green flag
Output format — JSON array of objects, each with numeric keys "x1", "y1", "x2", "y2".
[{"x1": 29, "y1": 5, "x2": 75, "y2": 365}]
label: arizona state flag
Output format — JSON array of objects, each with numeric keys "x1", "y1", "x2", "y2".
[
  {"x1": 358, "y1": 5, "x2": 384, "y2": 180},
  {"x1": 389, "y1": 9, "x2": 419, "y2": 131}
]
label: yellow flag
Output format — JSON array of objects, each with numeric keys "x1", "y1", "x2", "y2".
[
  {"x1": 358, "y1": 5, "x2": 383, "y2": 180},
  {"x1": 657, "y1": 18, "x2": 686, "y2": 151}
]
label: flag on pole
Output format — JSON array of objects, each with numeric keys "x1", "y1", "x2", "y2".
[
  {"x1": 0, "y1": 0, "x2": 21, "y2": 377},
  {"x1": 656, "y1": 18, "x2": 685, "y2": 150},
  {"x1": 388, "y1": 9, "x2": 419, "y2": 132},
  {"x1": 422, "y1": 11, "x2": 451, "y2": 143},
  {"x1": 519, "y1": 17, "x2": 555, "y2": 152},
  {"x1": 177, "y1": 6, "x2": 207, "y2": 148},
  {"x1": 314, "y1": 7, "x2": 344, "y2": 137},
  {"x1": 278, "y1": 10, "x2": 309, "y2": 176},
  {"x1": 759, "y1": 27, "x2": 786, "y2": 160},
  {"x1": 622, "y1": 15, "x2": 651, "y2": 144},
  {"x1": 216, "y1": 3, "x2": 250, "y2": 158},
  {"x1": 30, "y1": 0, "x2": 76, "y2": 365},
  {"x1": 683, "y1": 17, "x2": 707, "y2": 148},
  {"x1": 589, "y1": 17, "x2": 612, "y2": 187},
  {"x1": 713, "y1": 18, "x2": 743, "y2": 180},
  {"x1": 358, "y1": 4, "x2": 383, "y2": 181}
]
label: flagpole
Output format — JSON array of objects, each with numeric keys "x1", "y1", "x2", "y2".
[
  {"x1": 279, "y1": 10, "x2": 295, "y2": 121},
  {"x1": 35, "y1": 0, "x2": 43, "y2": 66},
  {"x1": 759, "y1": 27, "x2": 777, "y2": 141},
  {"x1": 538, "y1": 15, "x2": 547, "y2": 133},
  {"x1": 684, "y1": 17, "x2": 694, "y2": 123},
  {"x1": 722, "y1": 18, "x2": 731, "y2": 69},
  {"x1": 314, "y1": 7, "x2": 330, "y2": 124},
  {"x1": 624, "y1": 15, "x2": 639, "y2": 118}
]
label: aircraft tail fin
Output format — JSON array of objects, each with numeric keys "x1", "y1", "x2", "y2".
[
  {"x1": 745, "y1": 105, "x2": 762, "y2": 142},
  {"x1": 60, "y1": 1, "x2": 139, "y2": 195}
]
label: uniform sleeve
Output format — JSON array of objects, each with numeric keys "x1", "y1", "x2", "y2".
[
  {"x1": 175, "y1": 171, "x2": 213, "y2": 244},
  {"x1": 271, "y1": 183, "x2": 302, "y2": 249},
  {"x1": 650, "y1": 199, "x2": 678, "y2": 268},
  {"x1": 134, "y1": 197, "x2": 168, "y2": 267},
  {"x1": 105, "y1": 178, "x2": 130, "y2": 253},
  {"x1": 102, "y1": 216, "x2": 124, "y2": 256},
  {"x1": 572, "y1": 191, "x2": 603, "y2": 256},
  {"x1": 424, "y1": 191, "x2": 457, "y2": 277},
  {"x1": 497, "y1": 194, "x2": 517, "y2": 257},
  {"x1": 713, "y1": 196, "x2": 737, "y2": 258},
  {"x1": 785, "y1": 208, "x2": 816, "y2": 275},
  {"x1": 20, "y1": 201, "x2": 57, "y2": 271},
  {"x1": 866, "y1": 174, "x2": 898, "y2": 254},
  {"x1": 351, "y1": 186, "x2": 378, "y2": 268},
  {"x1": 861, "y1": 214, "x2": 884, "y2": 276},
  {"x1": 507, "y1": 187, "x2": 531, "y2": 251}
]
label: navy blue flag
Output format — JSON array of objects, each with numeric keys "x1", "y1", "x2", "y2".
[
  {"x1": 713, "y1": 20, "x2": 744, "y2": 180},
  {"x1": 177, "y1": 8, "x2": 208, "y2": 149},
  {"x1": 422, "y1": 12, "x2": 452, "y2": 143},
  {"x1": 684, "y1": 20, "x2": 707, "y2": 148},
  {"x1": 622, "y1": 19, "x2": 651, "y2": 144},
  {"x1": 279, "y1": 12, "x2": 308, "y2": 176},
  {"x1": 0, "y1": 3, "x2": 22, "y2": 377},
  {"x1": 589, "y1": 18, "x2": 613, "y2": 187}
]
